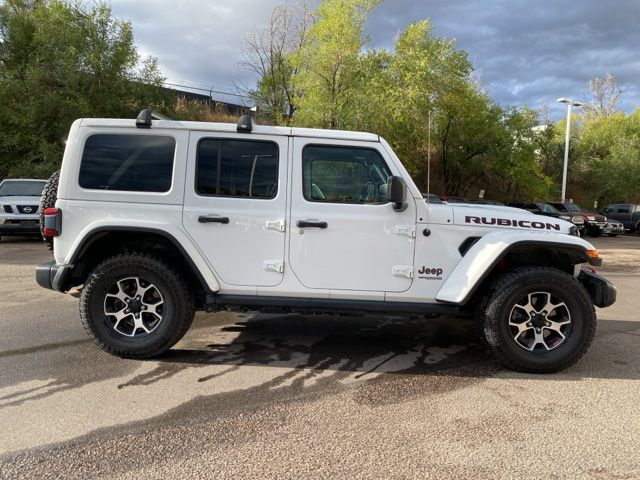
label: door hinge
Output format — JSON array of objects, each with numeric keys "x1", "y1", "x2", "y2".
[
  {"x1": 392, "y1": 265, "x2": 414, "y2": 279},
  {"x1": 263, "y1": 260, "x2": 284, "y2": 273},
  {"x1": 394, "y1": 225, "x2": 416, "y2": 238},
  {"x1": 266, "y1": 219, "x2": 286, "y2": 232}
]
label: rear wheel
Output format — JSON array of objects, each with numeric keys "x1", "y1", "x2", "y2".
[
  {"x1": 480, "y1": 267, "x2": 596, "y2": 373},
  {"x1": 80, "y1": 253, "x2": 195, "y2": 358}
]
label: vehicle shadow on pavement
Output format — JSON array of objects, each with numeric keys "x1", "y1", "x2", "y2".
[{"x1": 155, "y1": 313, "x2": 640, "y2": 384}]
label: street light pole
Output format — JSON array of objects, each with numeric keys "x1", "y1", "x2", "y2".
[{"x1": 557, "y1": 97, "x2": 583, "y2": 202}]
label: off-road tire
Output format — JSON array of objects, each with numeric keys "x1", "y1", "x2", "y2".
[
  {"x1": 80, "y1": 253, "x2": 195, "y2": 359},
  {"x1": 480, "y1": 267, "x2": 596, "y2": 373},
  {"x1": 39, "y1": 170, "x2": 60, "y2": 252}
]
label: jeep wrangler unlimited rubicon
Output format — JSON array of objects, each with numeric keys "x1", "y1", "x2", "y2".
[{"x1": 36, "y1": 109, "x2": 616, "y2": 373}]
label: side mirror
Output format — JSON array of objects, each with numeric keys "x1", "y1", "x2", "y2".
[{"x1": 386, "y1": 176, "x2": 407, "y2": 212}]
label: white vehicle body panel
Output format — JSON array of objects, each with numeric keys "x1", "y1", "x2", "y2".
[
  {"x1": 182, "y1": 131, "x2": 289, "y2": 288},
  {"x1": 288, "y1": 137, "x2": 416, "y2": 293}
]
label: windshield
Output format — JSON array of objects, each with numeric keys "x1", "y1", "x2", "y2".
[
  {"x1": 564, "y1": 203, "x2": 583, "y2": 212},
  {"x1": 538, "y1": 203, "x2": 559, "y2": 213},
  {"x1": 0, "y1": 180, "x2": 46, "y2": 197}
]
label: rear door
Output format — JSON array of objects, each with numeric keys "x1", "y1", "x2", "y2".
[
  {"x1": 288, "y1": 138, "x2": 416, "y2": 293},
  {"x1": 182, "y1": 133, "x2": 288, "y2": 287}
]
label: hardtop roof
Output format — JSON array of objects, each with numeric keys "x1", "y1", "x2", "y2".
[{"x1": 78, "y1": 118, "x2": 380, "y2": 143}]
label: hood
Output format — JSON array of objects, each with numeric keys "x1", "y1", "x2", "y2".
[
  {"x1": 451, "y1": 204, "x2": 574, "y2": 234},
  {"x1": 0, "y1": 195, "x2": 42, "y2": 205}
]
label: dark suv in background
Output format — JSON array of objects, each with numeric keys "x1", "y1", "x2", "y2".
[
  {"x1": 600, "y1": 204, "x2": 640, "y2": 232},
  {"x1": 550, "y1": 202, "x2": 607, "y2": 237},
  {"x1": 508, "y1": 201, "x2": 585, "y2": 234}
]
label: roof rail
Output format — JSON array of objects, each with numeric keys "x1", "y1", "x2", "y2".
[{"x1": 136, "y1": 108, "x2": 171, "y2": 128}]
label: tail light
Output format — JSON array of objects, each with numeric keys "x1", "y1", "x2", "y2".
[{"x1": 43, "y1": 208, "x2": 62, "y2": 237}]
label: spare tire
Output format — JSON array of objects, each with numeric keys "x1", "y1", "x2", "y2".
[{"x1": 39, "y1": 170, "x2": 60, "y2": 252}]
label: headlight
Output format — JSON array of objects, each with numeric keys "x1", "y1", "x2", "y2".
[
  {"x1": 572, "y1": 216, "x2": 585, "y2": 224},
  {"x1": 603, "y1": 216, "x2": 607, "y2": 221}
]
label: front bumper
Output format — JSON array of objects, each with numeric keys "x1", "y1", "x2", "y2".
[
  {"x1": 578, "y1": 268, "x2": 617, "y2": 308},
  {"x1": 604, "y1": 224, "x2": 624, "y2": 234},
  {"x1": 0, "y1": 218, "x2": 40, "y2": 235},
  {"x1": 585, "y1": 221, "x2": 607, "y2": 231},
  {"x1": 36, "y1": 261, "x2": 72, "y2": 292}
]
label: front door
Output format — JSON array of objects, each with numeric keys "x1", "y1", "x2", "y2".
[
  {"x1": 183, "y1": 132, "x2": 288, "y2": 287},
  {"x1": 288, "y1": 139, "x2": 416, "y2": 292}
]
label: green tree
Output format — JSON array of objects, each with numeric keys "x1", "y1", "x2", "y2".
[
  {"x1": 291, "y1": 0, "x2": 379, "y2": 129},
  {"x1": 0, "y1": 0, "x2": 166, "y2": 178}
]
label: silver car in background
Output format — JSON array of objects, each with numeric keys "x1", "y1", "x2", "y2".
[{"x1": 0, "y1": 178, "x2": 46, "y2": 241}]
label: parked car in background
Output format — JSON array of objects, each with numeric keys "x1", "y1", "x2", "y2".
[
  {"x1": 0, "y1": 178, "x2": 47, "y2": 241},
  {"x1": 600, "y1": 204, "x2": 640, "y2": 232},
  {"x1": 550, "y1": 202, "x2": 607, "y2": 237},
  {"x1": 438, "y1": 195, "x2": 467, "y2": 203},
  {"x1": 421, "y1": 193, "x2": 443, "y2": 204},
  {"x1": 468, "y1": 199, "x2": 504, "y2": 206},
  {"x1": 508, "y1": 202, "x2": 585, "y2": 234},
  {"x1": 603, "y1": 220, "x2": 624, "y2": 237}
]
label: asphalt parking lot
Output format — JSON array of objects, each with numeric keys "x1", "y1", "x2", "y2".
[{"x1": 1, "y1": 236, "x2": 639, "y2": 479}]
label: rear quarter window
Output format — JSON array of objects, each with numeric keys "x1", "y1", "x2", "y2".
[{"x1": 79, "y1": 134, "x2": 176, "y2": 192}]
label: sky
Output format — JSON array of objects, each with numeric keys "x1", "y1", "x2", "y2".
[{"x1": 110, "y1": 0, "x2": 640, "y2": 120}]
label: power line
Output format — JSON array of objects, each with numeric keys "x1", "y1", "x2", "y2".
[{"x1": 163, "y1": 82, "x2": 252, "y2": 100}]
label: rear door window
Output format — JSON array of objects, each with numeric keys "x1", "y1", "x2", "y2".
[
  {"x1": 79, "y1": 134, "x2": 176, "y2": 192},
  {"x1": 196, "y1": 139, "x2": 279, "y2": 199}
]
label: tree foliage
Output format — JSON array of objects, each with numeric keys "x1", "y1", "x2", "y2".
[{"x1": 0, "y1": 0, "x2": 167, "y2": 178}]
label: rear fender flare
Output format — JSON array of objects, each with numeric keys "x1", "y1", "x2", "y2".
[{"x1": 65, "y1": 224, "x2": 221, "y2": 293}]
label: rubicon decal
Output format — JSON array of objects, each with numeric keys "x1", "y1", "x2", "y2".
[
  {"x1": 465, "y1": 216, "x2": 560, "y2": 231},
  {"x1": 418, "y1": 266, "x2": 443, "y2": 280}
]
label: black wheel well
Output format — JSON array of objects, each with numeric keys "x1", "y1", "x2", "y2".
[{"x1": 65, "y1": 229, "x2": 210, "y2": 306}]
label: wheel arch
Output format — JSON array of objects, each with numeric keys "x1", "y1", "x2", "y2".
[
  {"x1": 437, "y1": 232, "x2": 600, "y2": 306},
  {"x1": 61, "y1": 227, "x2": 219, "y2": 301}
]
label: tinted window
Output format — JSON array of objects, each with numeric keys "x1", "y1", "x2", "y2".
[
  {"x1": 617, "y1": 207, "x2": 630, "y2": 213},
  {"x1": 197, "y1": 139, "x2": 278, "y2": 199},
  {"x1": 79, "y1": 135, "x2": 175, "y2": 192},
  {"x1": 302, "y1": 146, "x2": 391, "y2": 204}
]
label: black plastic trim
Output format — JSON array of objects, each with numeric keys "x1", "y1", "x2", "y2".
[
  {"x1": 578, "y1": 269, "x2": 617, "y2": 308},
  {"x1": 458, "y1": 236, "x2": 481, "y2": 256},
  {"x1": 36, "y1": 261, "x2": 72, "y2": 292},
  {"x1": 205, "y1": 294, "x2": 465, "y2": 316}
]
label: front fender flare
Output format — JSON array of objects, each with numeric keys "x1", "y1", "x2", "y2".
[{"x1": 436, "y1": 231, "x2": 598, "y2": 305}]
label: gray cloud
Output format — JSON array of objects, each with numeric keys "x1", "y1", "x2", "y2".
[{"x1": 112, "y1": 0, "x2": 640, "y2": 119}]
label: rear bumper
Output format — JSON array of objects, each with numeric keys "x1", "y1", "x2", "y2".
[
  {"x1": 578, "y1": 268, "x2": 617, "y2": 308},
  {"x1": 0, "y1": 219, "x2": 40, "y2": 235},
  {"x1": 36, "y1": 261, "x2": 71, "y2": 292}
]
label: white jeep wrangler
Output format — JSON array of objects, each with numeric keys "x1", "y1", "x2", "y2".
[{"x1": 36, "y1": 109, "x2": 616, "y2": 372}]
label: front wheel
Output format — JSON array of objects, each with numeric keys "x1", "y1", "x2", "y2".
[
  {"x1": 480, "y1": 267, "x2": 596, "y2": 373},
  {"x1": 588, "y1": 227, "x2": 602, "y2": 237},
  {"x1": 80, "y1": 253, "x2": 195, "y2": 358}
]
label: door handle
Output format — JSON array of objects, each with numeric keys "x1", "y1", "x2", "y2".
[
  {"x1": 296, "y1": 220, "x2": 328, "y2": 229},
  {"x1": 198, "y1": 215, "x2": 230, "y2": 224}
]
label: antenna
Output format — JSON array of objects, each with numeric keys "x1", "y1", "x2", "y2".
[{"x1": 426, "y1": 109, "x2": 432, "y2": 223}]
